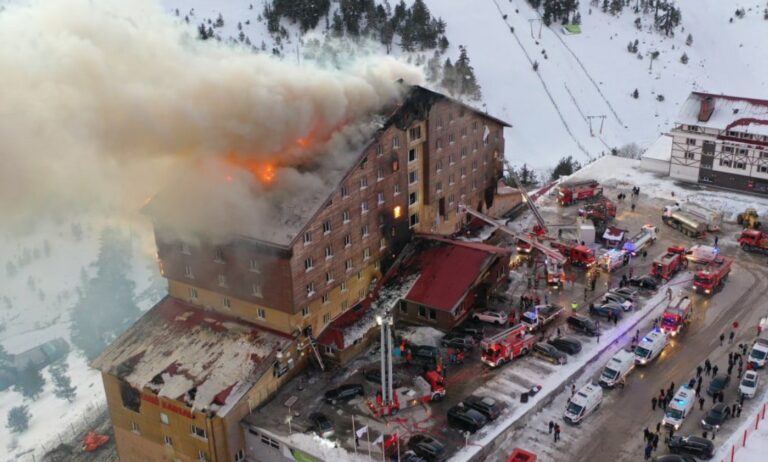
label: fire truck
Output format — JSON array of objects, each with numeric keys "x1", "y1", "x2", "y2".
[
  {"x1": 545, "y1": 259, "x2": 566, "y2": 287},
  {"x1": 557, "y1": 179, "x2": 603, "y2": 206},
  {"x1": 516, "y1": 238, "x2": 533, "y2": 254},
  {"x1": 693, "y1": 256, "x2": 733, "y2": 295},
  {"x1": 550, "y1": 242, "x2": 597, "y2": 267},
  {"x1": 650, "y1": 246, "x2": 688, "y2": 280},
  {"x1": 622, "y1": 224, "x2": 657, "y2": 256},
  {"x1": 738, "y1": 229, "x2": 768, "y2": 254},
  {"x1": 370, "y1": 370, "x2": 446, "y2": 417},
  {"x1": 480, "y1": 325, "x2": 536, "y2": 368},
  {"x1": 660, "y1": 295, "x2": 692, "y2": 336},
  {"x1": 579, "y1": 197, "x2": 617, "y2": 222},
  {"x1": 662, "y1": 209, "x2": 707, "y2": 238}
]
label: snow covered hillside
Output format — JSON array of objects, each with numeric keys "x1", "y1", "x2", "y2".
[{"x1": 160, "y1": 0, "x2": 768, "y2": 169}]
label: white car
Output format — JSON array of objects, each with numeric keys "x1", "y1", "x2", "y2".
[
  {"x1": 472, "y1": 310, "x2": 509, "y2": 325},
  {"x1": 739, "y1": 370, "x2": 759, "y2": 398},
  {"x1": 603, "y1": 293, "x2": 633, "y2": 311}
]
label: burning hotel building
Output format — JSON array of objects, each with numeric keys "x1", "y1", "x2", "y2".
[{"x1": 92, "y1": 85, "x2": 509, "y2": 462}]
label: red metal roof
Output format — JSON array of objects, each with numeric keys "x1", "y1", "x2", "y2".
[{"x1": 404, "y1": 242, "x2": 502, "y2": 312}]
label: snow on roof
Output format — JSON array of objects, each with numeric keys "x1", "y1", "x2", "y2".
[
  {"x1": 677, "y1": 92, "x2": 768, "y2": 135},
  {"x1": 91, "y1": 296, "x2": 291, "y2": 416},
  {"x1": 1, "y1": 323, "x2": 69, "y2": 355},
  {"x1": 642, "y1": 134, "x2": 673, "y2": 162},
  {"x1": 404, "y1": 238, "x2": 509, "y2": 312}
]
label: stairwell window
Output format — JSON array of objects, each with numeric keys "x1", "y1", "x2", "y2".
[
  {"x1": 131, "y1": 422, "x2": 140, "y2": 434},
  {"x1": 409, "y1": 171, "x2": 418, "y2": 185},
  {"x1": 360, "y1": 176, "x2": 368, "y2": 190},
  {"x1": 252, "y1": 283, "x2": 262, "y2": 297},
  {"x1": 217, "y1": 274, "x2": 227, "y2": 288},
  {"x1": 235, "y1": 449, "x2": 245, "y2": 462},
  {"x1": 301, "y1": 306, "x2": 310, "y2": 317},
  {"x1": 341, "y1": 185, "x2": 349, "y2": 198},
  {"x1": 306, "y1": 282, "x2": 316, "y2": 297},
  {"x1": 249, "y1": 259, "x2": 260, "y2": 273},
  {"x1": 686, "y1": 138, "x2": 697, "y2": 146},
  {"x1": 223, "y1": 297, "x2": 231, "y2": 309},
  {"x1": 323, "y1": 313, "x2": 331, "y2": 325},
  {"x1": 323, "y1": 220, "x2": 331, "y2": 234},
  {"x1": 409, "y1": 192, "x2": 418, "y2": 206},
  {"x1": 191, "y1": 425, "x2": 207, "y2": 440},
  {"x1": 214, "y1": 247, "x2": 225, "y2": 263},
  {"x1": 322, "y1": 293, "x2": 329, "y2": 304},
  {"x1": 409, "y1": 126, "x2": 422, "y2": 141},
  {"x1": 164, "y1": 435, "x2": 173, "y2": 447},
  {"x1": 376, "y1": 143, "x2": 383, "y2": 157},
  {"x1": 392, "y1": 136, "x2": 400, "y2": 149},
  {"x1": 303, "y1": 231, "x2": 312, "y2": 245},
  {"x1": 408, "y1": 149, "x2": 417, "y2": 163},
  {"x1": 304, "y1": 257, "x2": 314, "y2": 271},
  {"x1": 188, "y1": 287, "x2": 198, "y2": 300},
  {"x1": 184, "y1": 265, "x2": 193, "y2": 279},
  {"x1": 257, "y1": 308, "x2": 266, "y2": 319}
]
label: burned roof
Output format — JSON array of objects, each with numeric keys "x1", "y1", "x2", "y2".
[{"x1": 91, "y1": 296, "x2": 291, "y2": 416}]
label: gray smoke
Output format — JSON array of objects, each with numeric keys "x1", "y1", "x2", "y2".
[{"x1": 0, "y1": 0, "x2": 423, "y2": 234}]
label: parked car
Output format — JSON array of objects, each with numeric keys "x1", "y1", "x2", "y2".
[
  {"x1": 407, "y1": 434, "x2": 447, "y2": 462},
  {"x1": 401, "y1": 451, "x2": 429, "y2": 462},
  {"x1": 706, "y1": 374, "x2": 730, "y2": 396},
  {"x1": 589, "y1": 303, "x2": 623, "y2": 319},
  {"x1": 547, "y1": 336, "x2": 583, "y2": 355},
  {"x1": 603, "y1": 292, "x2": 634, "y2": 310},
  {"x1": 667, "y1": 435, "x2": 715, "y2": 459},
  {"x1": 411, "y1": 345, "x2": 441, "y2": 364},
  {"x1": 566, "y1": 314, "x2": 600, "y2": 337},
  {"x1": 441, "y1": 333, "x2": 476, "y2": 351},
  {"x1": 447, "y1": 405, "x2": 488, "y2": 433},
  {"x1": 651, "y1": 456, "x2": 697, "y2": 462},
  {"x1": 701, "y1": 403, "x2": 731, "y2": 430},
  {"x1": 463, "y1": 395, "x2": 502, "y2": 420},
  {"x1": 472, "y1": 310, "x2": 509, "y2": 325},
  {"x1": 629, "y1": 275, "x2": 660, "y2": 290},
  {"x1": 739, "y1": 370, "x2": 759, "y2": 398},
  {"x1": 453, "y1": 324, "x2": 486, "y2": 342},
  {"x1": 533, "y1": 342, "x2": 567, "y2": 365},
  {"x1": 324, "y1": 384, "x2": 364, "y2": 405},
  {"x1": 611, "y1": 287, "x2": 639, "y2": 300},
  {"x1": 309, "y1": 412, "x2": 335, "y2": 438},
  {"x1": 363, "y1": 369, "x2": 403, "y2": 388}
]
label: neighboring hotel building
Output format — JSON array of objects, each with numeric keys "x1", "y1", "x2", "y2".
[
  {"x1": 93, "y1": 85, "x2": 509, "y2": 462},
  {"x1": 669, "y1": 91, "x2": 768, "y2": 194}
]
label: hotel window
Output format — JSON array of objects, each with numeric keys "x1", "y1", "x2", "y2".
[
  {"x1": 361, "y1": 201, "x2": 369, "y2": 214},
  {"x1": 198, "y1": 451, "x2": 209, "y2": 462},
  {"x1": 191, "y1": 425, "x2": 207, "y2": 440},
  {"x1": 436, "y1": 181, "x2": 443, "y2": 193},
  {"x1": 323, "y1": 220, "x2": 331, "y2": 234},
  {"x1": 418, "y1": 306, "x2": 426, "y2": 317},
  {"x1": 214, "y1": 247, "x2": 224, "y2": 262},
  {"x1": 409, "y1": 213, "x2": 419, "y2": 227},
  {"x1": 361, "y1": 224, "x2": 370, "y2": 237},
  {"x1": 217, "y1": 274, "x2": 227, "y2": 287},
  {"x1": 377, "y1": 192, "x2": 385, "y2": 205},
  {"x1": 303, "y1": 231, "x2": 312, "y2": 244},
  {"x1": 344, "y1": 234, "x2": 352, "y2": 247},
  {"x1": 738, "y1": 148, "x2": 749, "y2": 155},
  {"x1": 160, "y1": 413, "x2": 169, "y2": 425},
  {"x1": 357, "y1": 270, "x2": 363, "y2": 280},
  {"x1": 449, "y1": 112, "x2": 454, "y2": 123},
  {"x1": 164, "y1": 435, "x2": 173, "y2": 447},
  {"x1": 686, "y1": 138, "x2": 696, "y2": 146},
  {"x1": 473, "y1": 140, "x2": 478, "y2": 151},
  {"x1": 429, "y1": 309, "x2": 437, "y2": 320},
  {"x1": 235, "y1": 449, "x2": 245, "y2": 462},
  {"x1": 685, "y1": 152, "x2": 695, "y2": 160},
  {"x1": 409, "y1": 171, "x2": 418, "y2": 185},
  {"x1": 473, "y1": 120, "x2": 479, "y2": 131},
  {"x1": 449, "y1": 174, "x2": 455, "y2": 185},
  {"x1": 472, "y1": 160, "x2": 478, "y2": 171},
  {"x1": 184, "y1": 265, "x2": 193, "y2": 279},
  {"x1": 448, "y1": 133, "x2": 455, "y2": 143},
  {"x1": 461, "y1": 167, "x2": 467, "y2": 178},
  {"x1": 249, "y1": 259, "x2": 260, "y2": 272},
  {"x1": 380, "y1": 238, "x2": 386, "y2": 249},
  {"x1": 223, "y1": 297, "x2": 231, "y2": 309},
  {"x1": 409, "y1": 192, "x2": 418, "y2": 206},
  {"x1": 461, "y1": 147, "x2": 467, "y2": 158},
  {"x1": 342, "y1": 300, "x2": 349, "y2": 310},
  {"x1": 341, "y1": 185, "x2": 349, "y2": 198},
  {"x1": 131, "y1": 422, "x2": 140, "y2": 434},
  {"x1": 360, "y1": 156, "x2": 368, "y2": 169},
  {"x1": 322, "y1": 293, "x2": 329, "y2": 304},
  {"x1": 360, "y1": 176, "x2": 368, "y2": 189},
  {"x1": 461, "y1": 127, "x2": 468, "y2": 137},
  {"x1": 436, "y1": 138, "x2": 443, "y2": 150},
  {"x1": 358, "y1": 288, "x2": 365, "y2": 300},
  {"x1": 735, "y1": 161, "x2": 746, "y2": 170},
  {"x1": 759, "y1": 165, "x2": 768, "y2": 173},
  {"x1": 306, "y1": 282, "x2": 315, "y2": 296},
  {"x1": 409, "y1": 126, "x2": 422, "y2": 141},
  {"x1": 408, "y1": 149, "x2": 417, "y2": 163},
  {"x1": 376, "y1": 143, "x2": 383, "y2": 156},
  {"x1": 377, "y1": 167, "x2": 384, "y2": 181},
  {"x1": 341, "y1": 281, "x2": 348, "y2": 292},
  {"x1": 392, "y1": 159, "x2": 400, "y2": 172},
  {"x1": 342, "y1": 209, "x2": 350, "y2": 223},
  {"x1": 252, "y1": 283, "x2": 262, "y2": 297},
  {"x1": 392, "y1": 136, "x2": 400, "y2": 149},
  {"x1": 257, "y1": 308, "x2": 266, "y2": 319},
  {"x1": 449, "y1": 154, "x2": 455, "y2": 165},
  {"x1": 719, "y1": 159, "x2": 732, "y2": 167},
  {"x1": 301, "y1": 306, "x2": 310, "y2": 317},
  {"x1": 188, "y1": 287, "x2": 198, "y2": 300},
  {"x1": 394, "y1": 183, "x2": 401, "y2": 195},
  {"x1": 180, "y1": 242, "x2": 191, "y2": 255},
  {"x1": 448, "y1": 194, "x2": 455, "y2": 205},
  {"x1": 326, "y1": 271, "x2": 334, "y2": 284},
  {"x1": 323, "y1": 313, "x2": 331, "y2": 325},
  {"x1": 472, "y1": 179, "x2": 478, "y2": 190},
  {"x1": 436, "y1": 160, "x2": 443, "y2": 171},
  {"x1": 364, "y1": 247, "x2": 371, "y2": 260},
  {"x1": 345, "y1": 259, "x2": 353, "y2": 271},
  {"x1": 325, "y1": 245, "x2": 333, "y2": 259},
  {"x1": 304, "y1": 257, "x2": 314, "y2": 271},
  {"x1": 437, "y1": 117, "x2": 444, "y2": 129}
]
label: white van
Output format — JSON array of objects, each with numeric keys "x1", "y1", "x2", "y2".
[
  {"x1": 599, "y1": 350, "x2": 635, "y2": 388},
  {"x1": 662, "y1": 385, "x2": 695, "y2": 430},
  {"x1": 564, "y1": 382, "x2": 603, "y2": 424},
  {"x1": 634, "y1": 330, "x2": 668, "y2": 365},
  {"x1": 748, "y1": 336, "x2": 768, "y2": 369}
]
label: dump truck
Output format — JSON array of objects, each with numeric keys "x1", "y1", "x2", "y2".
[
  {"x1": 550, "y1": 242, "x2": 597, "y2": 267},
  {"x1": 650, "y1": 246, "x2": 688, "y2": 280},
  {"x1": 662, "y1": 209, "x2": 707, "y2": 238},
  {"x1": 622, "y1": 224, "x2": 657, "y2": 256},
  {"x1": 557, "y1": 179, "x2": 603, "y2": 206},
  {"x1": 663, "y1": 202, "x2": 723, "y2": 232},
  {"x1": 521, "y1": 304, "x2": 564, "y2": 332},
  {"x1": 599, "y1": 248, "x2": 629, "y2": 272},
  {"x1": 738, "y1": 229, "x2": 768, "y2": 254},
  {"x1": 660, "y1": 295, "x2": 692, "y2": 336},
  {"x1": 693, "y1": 256, "x2": 732, "y2": 295},
  {"x1": 480, "y1": 325, "x2": 536, "y2": 368}
]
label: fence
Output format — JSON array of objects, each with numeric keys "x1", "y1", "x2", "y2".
[{"x1": 721, "y1": 401, "x2": 768, "y2": 462}]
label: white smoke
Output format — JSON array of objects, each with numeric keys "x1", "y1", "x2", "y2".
[{"x1": 0, "y1": 0, "x2": 423, "y2": 234}]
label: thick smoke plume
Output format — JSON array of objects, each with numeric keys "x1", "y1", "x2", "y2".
[{"x1": 0, "y1": 0, "x2": 423, "y2": 236}]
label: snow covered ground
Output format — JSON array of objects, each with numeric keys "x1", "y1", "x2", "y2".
[{"x1": 713, "y1": 392, "x2": 768, "y2": 462}]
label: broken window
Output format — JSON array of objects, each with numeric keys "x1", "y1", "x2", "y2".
[{"x1": 119, "y1": 380, "x2": 141, "y2": 413}]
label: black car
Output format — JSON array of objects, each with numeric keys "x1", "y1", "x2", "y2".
[
  {"x1": 706, "y1": 374, "x2": 730, "y2": 396},
  {"x1": 440, "y1": 333, "x2": 476, "y2": 351},
  {"x1": 308, "y1": 412, "x2": 335, "y2": 438},
  {"x1": 533, "y1": 342, "x2": 568, "y2": 365},
  {"x1": 629, "y1": 275, "x2": 660, "y2": 290},
  {"x1": 453, "y1": 324, "x2": 486, "y2": 341},
  {"x1": 324, "y1": 383, "x2": 364, "y2": 405},
  {"x1": 668, "y1": 435, "x2": 715, "y2": 458},
  {"x1": 363, "y1": 369, "x2": 403, "y2": 388},
  {"x1": 411, "y1": 345, "x2": 441, "y2": 364},
  {"x1": 463, "y1": 395, "x2": 502, "y2": 420},
  {"x1": 566, "y1": 314, "x2": 599, "y2": 336},
  {"x1": 701, "y1": 403, "x2": 731, "y2": 430},
  {"x1": 547, "y1": 336, "x2": 583, "y2": 355},
  {"x1": 651, "y1": 456, "x2": 697, "y2": 462},
  {"x1": 589, "y1": 303, "x2": 624, "y2": 319},
  {"x1": 447, "y1": 405, "x2": 488, "y2": 433},
  {"x1": 407, "y1": 434, "x2": 447, "y2": 462}
]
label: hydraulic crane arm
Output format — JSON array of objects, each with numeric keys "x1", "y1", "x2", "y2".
[{"x1": 503, "y1": 161, "x2": 549, "y2": 235}]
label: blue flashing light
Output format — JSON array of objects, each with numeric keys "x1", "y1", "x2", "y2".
[
  {"x1": 675, "y1": 399, "x2": 687, "y2": 405},
  {"x1": 641, "y1": 336, "x2": 652, "y2": 343}
]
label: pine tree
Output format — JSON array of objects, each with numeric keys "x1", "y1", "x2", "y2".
[
  {"x1": 14, "y1": 364, "x2": 45, "y2": 399},
  {"x1": 51, "y1": 362, "x2": 77, "y2": 402},
  {"x1": 686, "y1": 33, "x2": 693, "y2": 46},
  {"x1": 197, "y1": 24, "x2": 208, "y2": 40},
  {"x1": 632, "y1": 88, "x2": 640, "y2": 99},
  {"x1": 680, "y1": 52, "x2": 688, "y2": 64},
  {"x1": 454, "y1": 46, "x2": 482, "y2": 101},
  {"x1": 6, "y1": 406, "x2": 30, "y2": 434},
  {"x1": 331, "y1": 12, "x2": 344, "y2": 37},
  {"x1": 441, "y1": 58, "x2": 457, "y2": 95},
  {"x1": 551, "y1": 156, "x2": 581, "y2": 180},
  {"x1": 215, "y1": 13, "x2": 224, "y2": 28}
]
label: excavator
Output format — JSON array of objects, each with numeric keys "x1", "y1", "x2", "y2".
[{"x1": 737, "y1": 208, "x2": 761, "y2": 229}]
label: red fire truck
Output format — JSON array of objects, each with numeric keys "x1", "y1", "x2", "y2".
[
  {"x1": 550, "y1": 242, "x2": 597, "y2": 267},
  {"x1": 369, "y1": 370, "x2": 446, "y2": 417},
  {"x1": 660, "y1": 295, "x2": 692, "y2": 336},
  {"x1": 650, "y1": 246, "x2": 688, "y2": 280},
  {"x1": 579, "y1": 197, "x2": 617, "y2": 222},
  {"x1": 480, "y1": 325, "x2": 536, "y2": 368},
  {"x1": 738, "y1": 229, "x2": 768, "y2": 254},
  {"x1": 693, "y1": 256, "x2": 733, "y2": 295},
  {"x1": 557, "y1": 180, "x2": 603, "y2": 206}
]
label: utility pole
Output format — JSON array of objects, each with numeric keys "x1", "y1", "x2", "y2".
[
  {"x1": 528, "y1": 18, "x2": 543, "y2": 39},
  {"x1": 585, "y1": 115, "x2": 607, "y2": 136}
]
